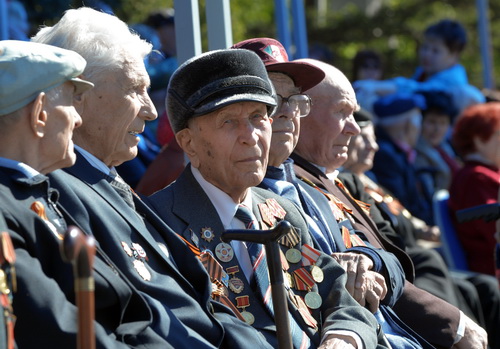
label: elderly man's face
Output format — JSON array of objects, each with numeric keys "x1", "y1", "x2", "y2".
[
  {"x1": 179, "y1": 101, "x2": 272, "y2": 202},
  {"x1": 343, "y1": 123, "x2": 379, "y2": 175},
  {"x1": 296, "y1": 77, "x2": 360, "y2": 169},
  {"x1": 74, "y1": 59, "x2": 157, "y2": 166},
  {"x1": 268, "y1": 72, "x2": 301, "y2": 167},
  {"x1": 40, "y1": 81, "x2": 83, "y2": 174}
]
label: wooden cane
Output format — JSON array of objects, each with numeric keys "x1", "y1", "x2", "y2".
[
  {"x1": 222, "y1": 220, "x2": 293, "y2": 349},
  {"x1": 61, "y1": 226, "x2": 96, "y2": 349}
]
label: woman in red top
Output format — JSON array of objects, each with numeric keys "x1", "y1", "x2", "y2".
[{"x1": 448, "y1": 102, "x2": 500, "y2": 275}]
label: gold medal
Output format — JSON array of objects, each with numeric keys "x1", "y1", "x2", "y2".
[
  {"x1": 285, "y1": 248, "x2": 302, "y2": 264},
  {"x1": 240, "y1": 311, "x2": 255, "y2": 325},
  {"x1": 304, "y1": 291, "x2": 322, "y2": 309},
  {"x1": 283, "y1": 271, "x2": 294, "y2": 289},
  {"x1": 215, "y1": 242, "x2": 234, "y2": 263},
  {"x1": 200, "y1": 227, "x2": 215, "y2": 242},
  {"x1": 133, "y1": 260, "x2": 151, "y2": 281},
  {"x1": 310, "y1": 265, "x2": 324, "y2": 283}
]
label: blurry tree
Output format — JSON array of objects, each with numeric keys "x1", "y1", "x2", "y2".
[{"x1": 19, "y1": 0, "x2": 498, "y2": 88}]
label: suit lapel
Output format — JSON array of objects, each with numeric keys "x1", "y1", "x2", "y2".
[{"x1": 64, "y1": 154, "x2": 182, "y2": 273}]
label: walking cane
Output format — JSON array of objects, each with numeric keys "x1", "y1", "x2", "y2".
[
  {"x1": 222, "y1": 220, "x2": 293, "y2": 349},
  {"x1": 61, "y1": 226, "x2": 96, "y2": 349}
]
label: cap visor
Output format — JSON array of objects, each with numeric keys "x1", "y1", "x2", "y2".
[
  {"x1": 70, "y1": 77, "x2": 94, "y2": 94},
  {"x1": 266, "y1": 61, "x2": 325, "y2": 92}
]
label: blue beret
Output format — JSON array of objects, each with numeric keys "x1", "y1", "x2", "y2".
[
  {"x1": 0, "y1": 40, "x2": 93, "y2": 116},
  {"x1": 373, "y1": 93, "x2": 426, "y2": 118}
]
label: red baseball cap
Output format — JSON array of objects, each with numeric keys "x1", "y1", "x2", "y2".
[{"x1": 231, "y1": 37, "x2": 325, "y2": 92}]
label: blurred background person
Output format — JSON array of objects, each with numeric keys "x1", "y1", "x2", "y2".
[{"x1": 448, "y1": 102, "x2": 500, "y2": 276}]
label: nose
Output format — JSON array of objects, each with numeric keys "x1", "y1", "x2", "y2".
[
  {"x1": 139, "y1": 93, "x2": 158, "y2": 121},
  {"x1": 238, "y1": 120, "x2": 259, "y2": 145},
  {"x1": 344, "y1": 114, "x2": 361, "y2": 136},
  {"x1": 74, "y1": 110, "x2": 83, "y2": 129}
]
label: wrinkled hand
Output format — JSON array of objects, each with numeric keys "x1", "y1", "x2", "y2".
[
  {"x1": 453, "y1": 314, "x2": 487, "y2": 349},
  {"x1": 332, "y1": 253, "x2": 387, "y2": 312},
  {"x1": 319, "y1": 334, "x2": 357, "y2": 349}
]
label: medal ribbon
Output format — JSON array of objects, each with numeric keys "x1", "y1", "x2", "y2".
[
  {"x1": 293, "y1": 268, "x2": 315, "y2": 291},
  {"x1": 235, "y1": 295, "x2": 250, "y2": 309},
  {"x1": 301, "y1": 244, "x2": 320, "y2": 266},
  {"x1": 266, "y1": 198, "x2": 287, "y2": 219},
  {"x1": 226, "y1": 265, "x2": 239, "y2": 275}
]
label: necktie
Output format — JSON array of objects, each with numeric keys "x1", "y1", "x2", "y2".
[
  {"x1": 234, "y1": 204, "x2": 310, "y2": 349},
  {"x1": 107, "y1": 170, "x2": 135, "y2": 209}
]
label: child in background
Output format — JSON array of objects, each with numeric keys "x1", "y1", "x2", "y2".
[{"x1": 354, "y1": 19, "x2": 484, "y2": 113}]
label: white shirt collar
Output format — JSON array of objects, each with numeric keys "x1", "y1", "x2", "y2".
[
  {"x1": 0, "y1": 157, "x2": 40, "y2": 178},
  {"x1": 75, "y1": 145, "x2": 117, "y2": 177},
  {"x1": 191, "y1": 166, "x2": 252, "y2": 229}
]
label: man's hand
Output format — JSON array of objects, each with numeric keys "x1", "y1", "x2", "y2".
[
  {"x1": 319, "y1": 334, "x2": 357, "y2": 349},
  {"x1": 331, "y1": 253, "x2": 387, "y2": 312},
  {"x1": 453, "y1": 314, "x2": 487, "y2": 349}
]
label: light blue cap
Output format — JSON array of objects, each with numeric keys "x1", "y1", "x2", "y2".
[{"x1": 0, "y1": 40, "x2": 94, "y2": 116}]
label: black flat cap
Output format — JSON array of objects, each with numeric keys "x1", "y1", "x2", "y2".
[{"x1": 167, "y1": 49, "x2": 277, "y2": 133}]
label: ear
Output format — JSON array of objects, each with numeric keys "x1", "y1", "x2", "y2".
[
  {"x1": 176, "y1": 127, "x2": 200, "y2": 168},
  {"x1": 29, "y1": 92, "x2": 47, "y2": 138}
]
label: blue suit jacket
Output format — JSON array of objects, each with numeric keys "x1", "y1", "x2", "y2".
[
  {"x1": 0, "y1": 167, "x2": 170, "y2": 348},
  {"x1": 48, "y1": 153, "x2": 271, "y2": 349},
  {"x1": 146, "y1": 165, "x2": 381, "y2": 349}
]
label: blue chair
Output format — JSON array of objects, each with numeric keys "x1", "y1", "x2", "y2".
[{"x1": 432, "y1": 189, "x2": 469, "y2": 271}]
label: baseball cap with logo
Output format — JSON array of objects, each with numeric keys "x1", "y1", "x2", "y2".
[
  {"x1": 0, "y1": 40, "x2": 94, "y2": 116},
  {"x1": 231, "y1": 37, "x2": 325, "y2": 92}
]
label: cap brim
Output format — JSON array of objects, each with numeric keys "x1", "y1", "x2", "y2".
[
  {"x1": 70, "y1": 77, "x2": 94, "y2": 94},
  {"x1": 266, "y1": 61, "x2": 325, "y2": 92},
  {"x1": 194, "y1": 92, "x2": 277, "y2": 118}
]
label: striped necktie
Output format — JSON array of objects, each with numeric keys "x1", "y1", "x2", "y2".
[{"x1": 234, "y1": 204, "x2": 311, "y2": 349}]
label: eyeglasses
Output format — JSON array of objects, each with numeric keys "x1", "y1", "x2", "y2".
[{"x1": 273, "y1": 94, "x2": 312, "y2": 118}]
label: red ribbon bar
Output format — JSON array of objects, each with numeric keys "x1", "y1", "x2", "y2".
[
  {"x1": 235, "y1": 295, "x2": 250, "y2": 308},
  {"x1": 301, "y1": 244, "x2": 320, "y2": 266}
]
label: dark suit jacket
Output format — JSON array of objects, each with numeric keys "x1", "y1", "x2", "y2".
[
  {"x1": 48, "y1": 154, "x2": 271, "y2": 349},
  {"x1": 146, "y1": 165, "x2": 381, "y2": 349},
  {"x1": 291, "y1": 152, "x2": 461, "y2": 348},
  {"x1": 0, "y1": 167, "x2": 170, "y2": 349}
]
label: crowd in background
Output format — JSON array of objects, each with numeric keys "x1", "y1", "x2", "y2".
[{"x1": 3, "y1": 1, "x2": 500, "y2": 348}]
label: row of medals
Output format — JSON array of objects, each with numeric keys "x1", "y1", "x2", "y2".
[{"x1": 203, "y1": 226, "x2": 324, "y2": 327}]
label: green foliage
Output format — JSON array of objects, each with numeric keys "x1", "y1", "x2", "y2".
[{"x1": 21, "y1": 0, "x2": 499, "y2": 88}]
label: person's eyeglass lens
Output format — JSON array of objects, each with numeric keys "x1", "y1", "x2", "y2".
[{"x1": 275, "y1": 94, "x2": 311, "y2": 118}]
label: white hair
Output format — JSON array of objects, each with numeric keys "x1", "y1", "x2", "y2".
[{"x1": 31, "y1": 7, "x2": 152, "y2": 84}]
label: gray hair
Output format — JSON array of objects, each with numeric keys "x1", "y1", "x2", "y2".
[{"x1": 31, "y1": 7, "x2": 152, "y2": 84}]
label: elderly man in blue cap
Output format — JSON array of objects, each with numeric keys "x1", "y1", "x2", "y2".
[{"x1": 0, "y1": 40, "x2": 181, "y2": 347}]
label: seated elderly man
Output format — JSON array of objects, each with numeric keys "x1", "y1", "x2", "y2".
[
  {"x1": 35, "y1": 7, "x2": 272, "y2": 349},
  {"x1": 289, "y1": 58, "x2": 487, "y2": 349},
  {"x1": 0, "y1": 40, "x2": 173, "y2": 347},
  {"x1": 146, "y1": 48, "x2": 383, "y2": 349},
  {"x1": 232, "y1": 38, "x2": 438, "y2": 349}
]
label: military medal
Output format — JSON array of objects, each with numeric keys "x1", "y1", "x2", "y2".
[
  {"x1": 293, "y1": 267, "x2": 322, "y2": 310},
  {"x1": 121, "y1": 241, "x2": 133, "y2": 257},
  {"x1": 258, "y1": 203, "x2": 276, "y2": 227},
  {"x1": 279, "y1": 249, "x2": 294, "y2": 289},
  {"x1": 215, "y1": 242, "x2": 234, "y2": 263},
  {"x1": 279, "y1": 226, "x2": 300, "y2": 248},
  {"x1": 304, "y1": 291, "x2": 322, "y2": 309},
  {"x1": 133, "y1": 260, "x2": 151, "y2": 281},
  {"x1": 294, "y1": 294, "x2": 319, "y2": 329},
  {"x1": 285, "y1": 248, "x2": 302, "y2": 264},
  {"x1": 226, "y1": 266, "x2": 244, "y2": 294},
  {"x1": 310, "y1": 265, "x2": 324, "y2": 283},
  {"x1": 200, "y1": 227, "x2": 215, "y2": 242},
  {"x1": 235, "y1": 295, "x2": 254, "y2": 325},
  {"x1": 190, "y1": 229, "x2": 200, "y2": 247},
  {"x1": 132, "y1": 243, "x2": 148, "y2": 261},
  {"x1": 266, "y1": 198, "x2": 287, "y2": 219},
  {"x1": 301, "y1": 244, "x2": 323, "y2": 283}
]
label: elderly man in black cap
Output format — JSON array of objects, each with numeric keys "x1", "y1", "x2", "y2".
[
  {"x1": 0, "y1": 39, "x2": 175, "y2": 348},
  {"x1": 35, "y1": 7, "x2": 273, "y2": 349},
  {"x1": 146, "y1": 47, "x2": 383, "y2": 348}
]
